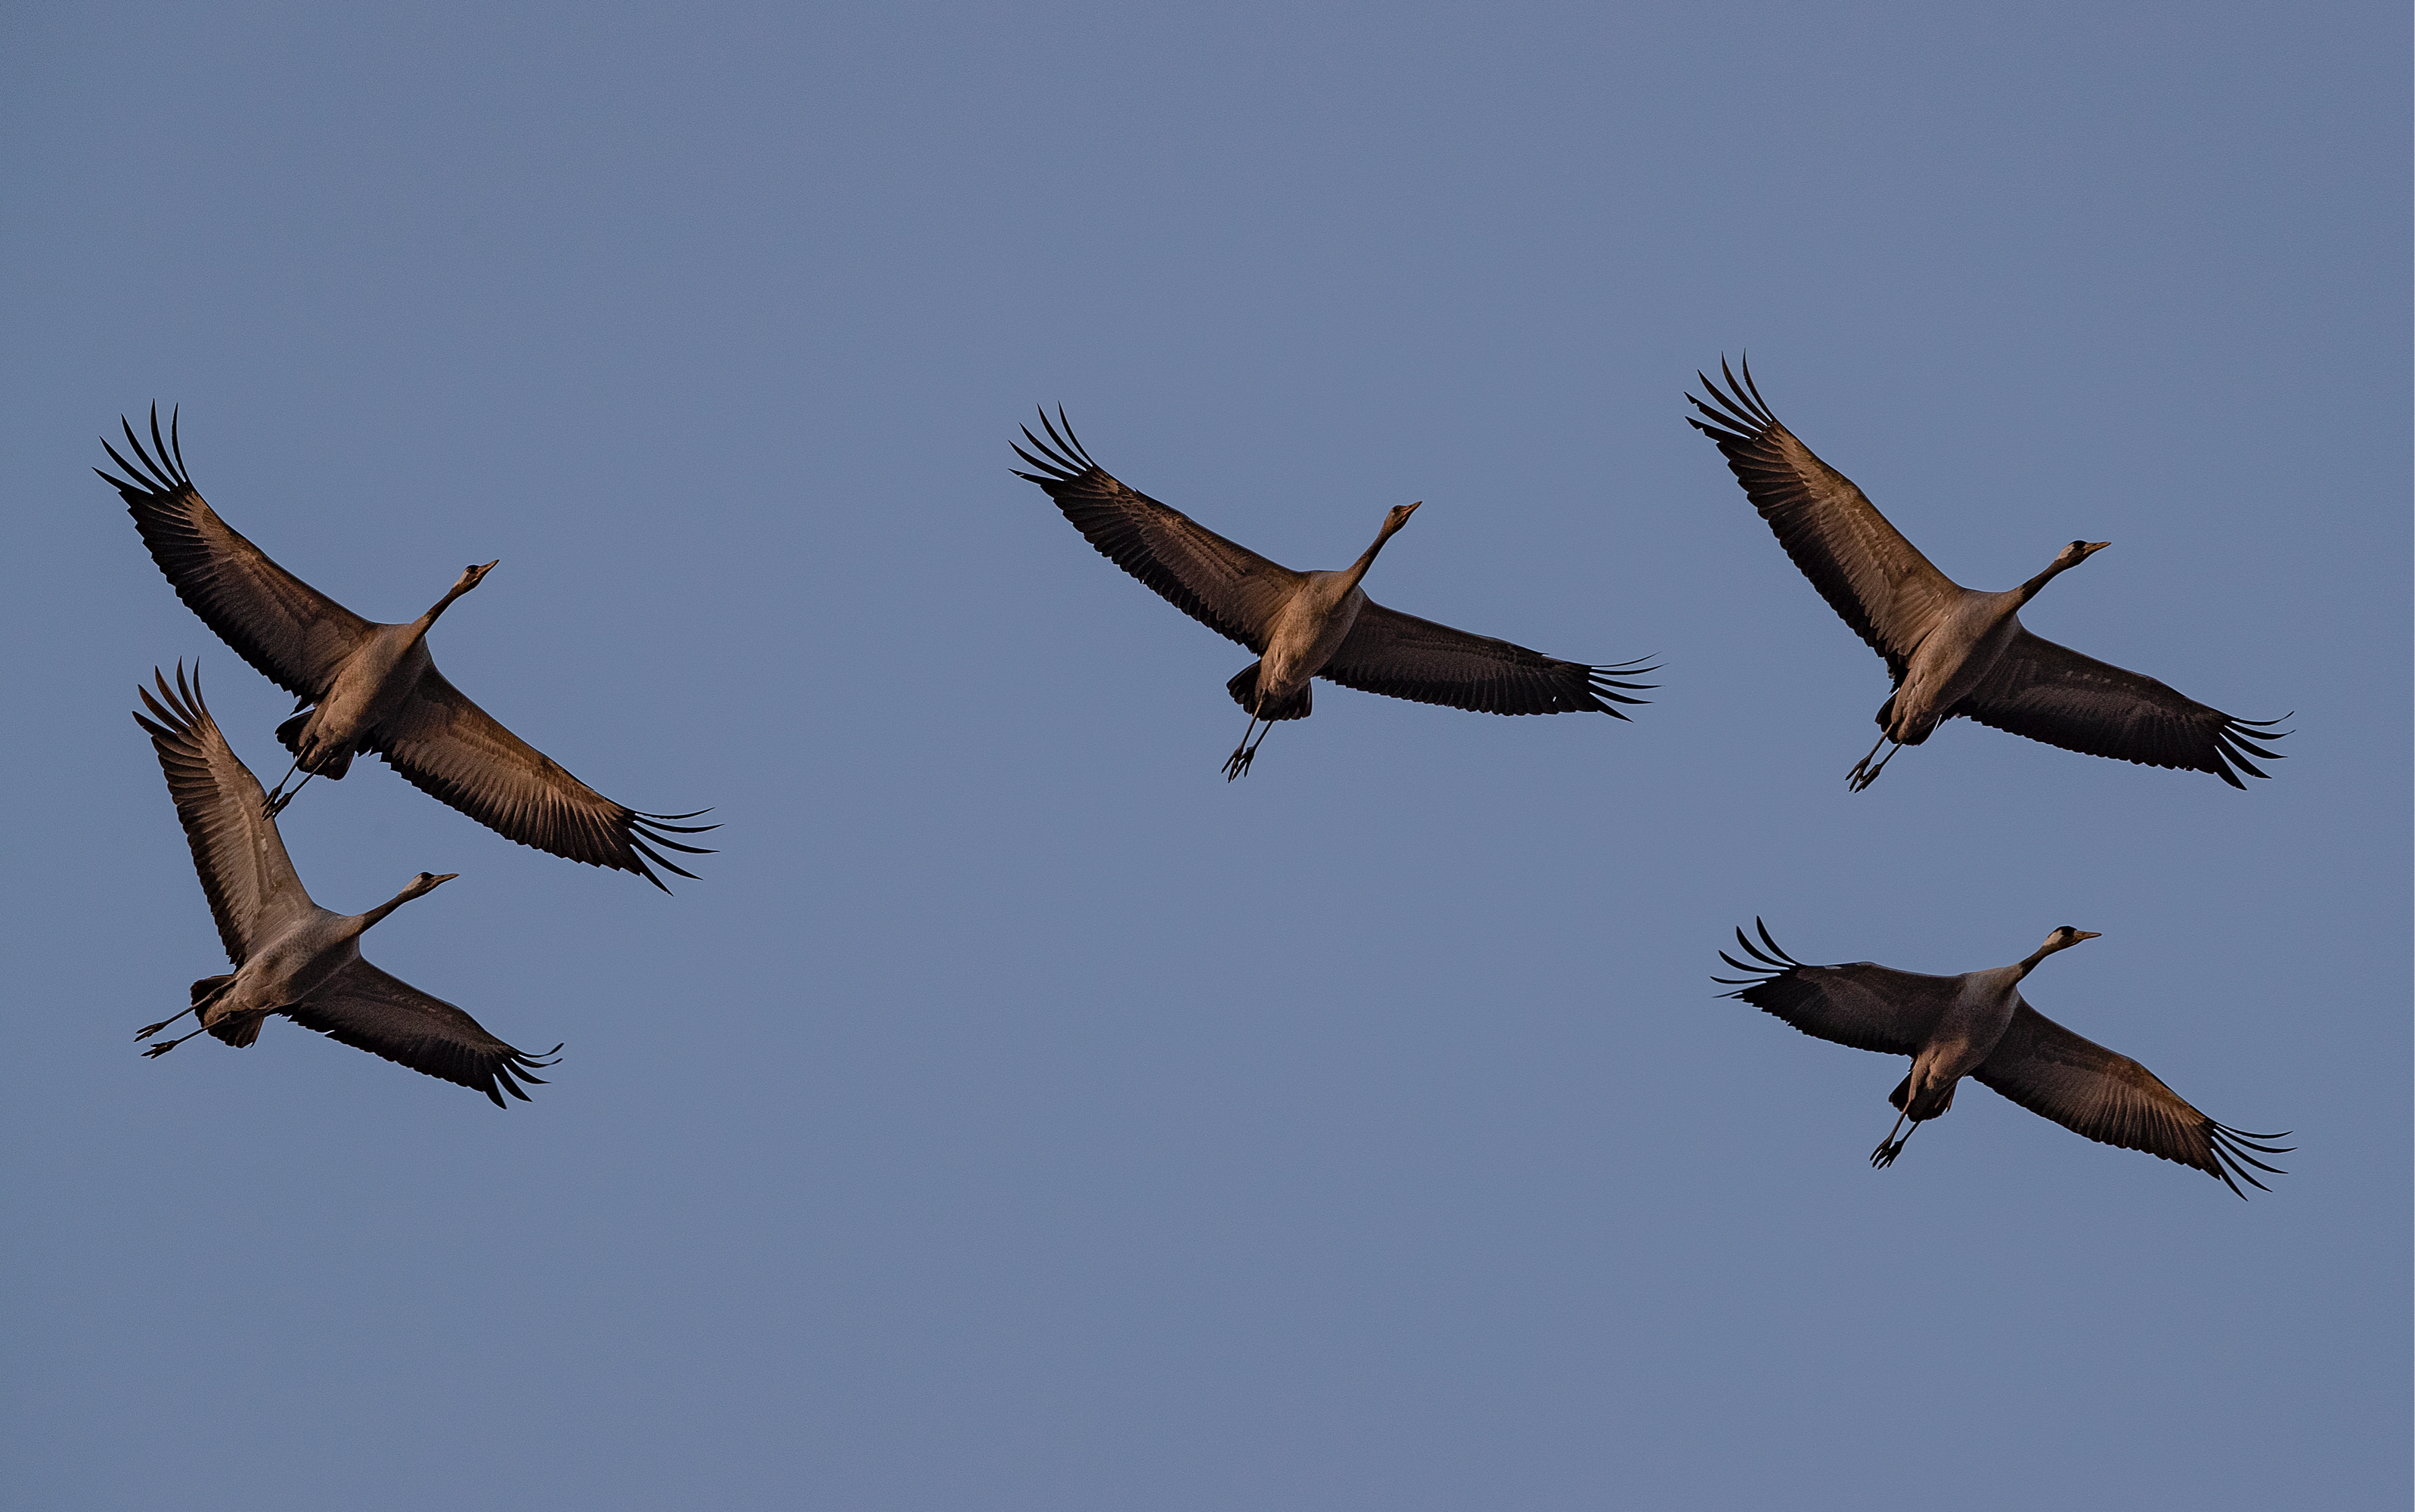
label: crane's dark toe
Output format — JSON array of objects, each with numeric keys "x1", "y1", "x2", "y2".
[
  {"x1": 1846, "y1": 735, "x2": 1907, "y2": 792},
  {"x1": 141, "y1": 1041, "x2": 178, "y2": 1058},
  {"x1": 135, "y1": 1020, "x2": 172, "y2": 1041}
]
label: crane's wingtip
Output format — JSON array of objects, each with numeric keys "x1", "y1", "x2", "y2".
[{"x1": 1012, "y1": 416, "x2": 1100, "y2": 485}]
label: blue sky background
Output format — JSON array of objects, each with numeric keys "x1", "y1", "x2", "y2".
[{"x1": 5, "y1": 3, "x2": 2407, "y2": 1507}]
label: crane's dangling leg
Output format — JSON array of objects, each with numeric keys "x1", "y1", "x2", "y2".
[
  {"x1": 142, "y1": 1002, "x2": 273, "y2": 1058},
  {"x1": 1224, "y1": 711, "x2": 1276, "y2": 781},
  {"x1": 1871, "y1": 1110, "x2": 1920, "y2": 1169},
  {"x1": 262, "y1": 766, "x2": 315, "y2": 818},
  {"x1": 138, "y1": 975, "x2": 237, "y2": 1041},
  {"x1": 1845, "y1": 734, "x2": 1902, "y2": 792},
  {"x1": 141, "y1": 1021, "x2": 218, "y2": 1058},
  {"x1": 135, "y1": 1006, "x2": 196, "y2": 1041},
  {"x1": 261, "y1": 754, "x2": 301, "y2": 807}
]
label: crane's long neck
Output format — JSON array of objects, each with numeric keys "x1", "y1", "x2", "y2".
[
  {"x1": 350, "y1": 880, "x2": 442, "y2": 937},
  {"x1": 2015, "y1": 553, "x2": 2085, "y2": 606},
  {"x1": 349, "y1": 889, "x2": 419, "y2": 937},
  {"x1": 2015, "y1": 935, "x2": 2088, "y2": 976},
  {"x1": 407, "y1": 565, "x2": 493, "y2": 643},
  {"x1": 2014, "y1": 569, "x2": 2060, "y2": 606},
  {"x1": 1339, "y1": 522, "x2": 1403, "y2": 596},
  {"x1": 414, "y1": 583, "x2": 474, "y2": 635}
]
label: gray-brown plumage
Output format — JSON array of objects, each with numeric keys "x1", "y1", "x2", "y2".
[
  {"x1": 1687, "y1": 360, "x2": 2286, "y2": 790},
  {"x1": 97, "y1": 409, "x2": 713, "y2": 888},
  {"x1": 1012, "y1": 410, "x2": 1652, "y2": 778},
  {"x1": 132, "y1": 665, "x2": 558, "y2": 1107},
  {"x1": 1714, "y1": 920, "x2": 2289, "y2": 1196}
]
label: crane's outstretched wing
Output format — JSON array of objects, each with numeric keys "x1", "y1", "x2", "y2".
[
  {"x1": 1012, "y1": 409, "x2": 1304, "y2": 652},
  {"x1": 1713, "y1": 921, "x2": 1962, "y2": 1058},
  {"x1": 1954, "y1": 628, "x2": 2286, "y2": 789},
  {"x1": 98, "y1": 409, "x2": 376, "y2": 699},
  {"x1": 132, "y1": 665, "x2": 319, "y2": 965},
  {"x1": 1686, "y1": 360, "x2": 1959, "y2": 682},
  {"x1": 1317, "y1": 602, "x2": 1654, "y2": 717},
  {"x1": 368, "y1": 666, "x2": 714, "y2": 891},
  {"x1": 287, "y1": 959, "x2": 560, "y2": 1108},
  {"x1": 1973, "y1": 1002, "x2": 2289, "y2": 1197}
]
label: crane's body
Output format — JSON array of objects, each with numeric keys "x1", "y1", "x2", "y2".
[
  {"x1": 1011, "y1": 410, "x2": 1651, "y2": 779},
  {"x1": 132, "y1": 666, "x2": 558, "y2": 1106},
  {"x1": 182, "y1": 881, "x2": 436, "y2": 1048},
  {"x1": 96, "y1": 409, "x2": 712, "y2": 888},
  {"x1": 1715, "y1": 921, "x2": 2288, "y2": 1194},
  {"x1": 1252, "y1": 568, "x2": 1377, "y2": 717},
  {"x1": 273, "y1": 565, "x2": 486, "y2": 787},
  {"x1": 1686, "y1": 359, "x2": 2283, "y2": 790}
]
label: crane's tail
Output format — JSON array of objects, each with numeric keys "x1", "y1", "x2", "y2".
[
  {"x1": 1225, "y1": 665, "x2": 1313, "y2": 721},
  {"x1": 208, "y1": 1009, "x2": 268, "y2": 1048},
  {"x1": 272, "y1": 710, "x2": 358, "y2": 779},
  {"x1": 1889, "y1": 1071, "x2": 1957, "y2": 1120}
]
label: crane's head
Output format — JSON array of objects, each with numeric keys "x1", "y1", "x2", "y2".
[
  {"x1": 426, "y1": 561, "x2": 500, "y2": 622},
  {"x1": 354, "y1": 870, "x2": 463, "y2": 935},
  {"x1": 2041, "y1": 925, "x2": 2101, "y2": 954},
  {"x1": 1381, "y1": 501, "x2": 1422, "y2": 538},
  {"x1": 2055, "y1": 540, "x2": 2112, "y2": 570}
]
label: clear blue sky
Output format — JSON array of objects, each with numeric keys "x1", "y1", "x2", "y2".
[{"x1": 5, "y1": 3, "x2": 2407, "y2": 1507}]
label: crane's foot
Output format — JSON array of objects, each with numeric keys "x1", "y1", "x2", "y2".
[
  {"x1": 1871, "y1": 1137, "x2": 1906, "y2": 1169},
  {"x1": 141, "y1": 1020, "x2": 219, "y2": 1058},
  {"x1": 1223, "y1": 745, "x2": 1256, "y2": 782},
  {"x1": 135, "y1": 1018, "x2": 175, "y2": 1041},
  {"x1": 259, "y1": 767, "x2": 314, "y2": 819},
  {"x1": 1845, "y1": 738, "x2": 1900, "y2": 792}
]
